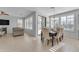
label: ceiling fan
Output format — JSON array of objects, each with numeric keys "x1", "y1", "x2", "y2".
[{"x1": 0, "y1": 10, "x2": 9, "y2": 15}]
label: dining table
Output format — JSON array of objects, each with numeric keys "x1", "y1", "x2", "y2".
[
  {"x1": 49, "y1": 31, "x2": 57, "y2": 46},
  {"x1": 41, "y1": 30, "x2": 57, "y2": 46}
]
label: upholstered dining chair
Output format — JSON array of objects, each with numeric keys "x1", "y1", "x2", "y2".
[
  {"x1": 42, "y1": 28, "x2": 52, "y2": 46},
  {"x1": 54, "y1": 27, "x2": 64, "y2": 44},
  {"x1": 59, "y1": 27, "x2": 64, "y2": 41}
]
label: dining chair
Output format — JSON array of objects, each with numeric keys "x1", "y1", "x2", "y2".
[
  {"x1": 54, "y1": 27, "x2": 64, "y2": 44},
  {"x1": 60, "y1": 27, "x2": 64, "y2": 41},
  {"x1": 42, "y1": 28, "x2": 52, "y2": 46}
]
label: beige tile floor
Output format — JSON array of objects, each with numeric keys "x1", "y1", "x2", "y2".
[
  {"x1": 0, "y1": 34, "x2": 50, "y2": 52},
  {"x1": 56, "y1": 38, "x2": 79, "y2": 52},
  {"x1": 0, "y1": 33, "x2": 79, "y2": 52}
]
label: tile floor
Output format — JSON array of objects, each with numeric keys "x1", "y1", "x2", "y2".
[
  {"x1": 0, "y1": 33, "x2": 79, "y2": 52},
  {"x1": 56, "y1": 38, "x2": 79, "y2": 52},
  {"x1": 0, "y1": 33, "x2": 50, "y2": 52}
]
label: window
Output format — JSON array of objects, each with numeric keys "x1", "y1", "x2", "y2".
[
  {"x1": 50, "y1": 17, "x2": 54, "y2": 28},
  {"x1": 37, "y1": 16, "x2": 46, "y2": 35},
  {"x1": 60, "y1": 14, "x2": 74, "y2": 31},
  {"x1": 17, "y1": 19, "x2": 23, "y2": 28},
  {"x1": 54, "y1": 17, "x2": 59, "y2": 26},
  {"x1": 50, "y1": 17, "x2": 59, "y2": 28},
  {"x1": 46, "y1": 18, "x2": 50, "y2": 28},
  {"x1": 61, "y1": 16, "x2": 67, "y2": 29},
  {"x1": 66, "y1": 15, "x2": 74, "y2": 30},
  {"x1": 25, "y1": 16, "x2": 33, "y2": 29}
]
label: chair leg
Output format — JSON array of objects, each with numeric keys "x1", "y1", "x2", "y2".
[
  {"x1": 60, "y1": 35, "x2": 63, "y2": 41},
  {"x1": 44, "y1": 39, "x2": 47, "y2": 46},
  {"x1": 62, "y1": 35, "x2": 63, "y2": 40},
  {"x1": 59, "y1": 37, "x2": 61, "y2": 42},
  {"x1": 52, "y1": 39, "x2": 54, "y2": 46},
  {"x1": 47, "y1": 40, "x2": 50, "y2": 45},
  {"x1": 56, "y1": 38, "x2": 59, "y2": 44},
  {"x1": 44, "y1": 39, "x2": 48, "y2": 46},
  {"x1": 41, "y1": 37, "x2": 44, "y2": 43}
]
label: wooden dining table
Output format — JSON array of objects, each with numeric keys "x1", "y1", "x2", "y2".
[
  {"x1": 49, "y1": 31, "x2": 57, "y2": 46},
  {"x1": 41, "y1": 30, "x2": 57, "y2": 46},
  {"x1": 49, "y1": 31, "x2": 63, "y2": 46}
]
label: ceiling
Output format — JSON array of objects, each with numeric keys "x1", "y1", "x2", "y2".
[
  {"x1": 25, "y1": 7, "x2": 79, "y2": 16},
  {"x1": 0, "y1": 7, "x2": 79, "y2": 17},
  {"x1": 0, "y1": 7, "x2": 33, "y2": 17}
]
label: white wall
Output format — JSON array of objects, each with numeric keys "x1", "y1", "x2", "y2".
[
  {"x1": 0, "y1": 15, "x2": 20, "y2": 33},
  {"x1": 24, "y1": 12, "x2": 37, "y2": 37},
  {"x1": 0, "y1": 11, "x2": 37, "y2": 36}
]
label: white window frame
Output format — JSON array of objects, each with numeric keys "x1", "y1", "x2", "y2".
[
  {"x1": 25, "y1": 16, "x2": 33, "y2": 30},
  {"x1": 17, "y1": 19, "x2": 23, "y2": 28},
  {"x1": 60, "y1": 14, "x2": 74, "y2": 31},
  {"x1": 50, "y1": 17, "x2": 59, "y2": 28}
]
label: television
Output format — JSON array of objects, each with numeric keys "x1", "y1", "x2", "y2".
[{"x1": 0, "y1": 19, "x2": 9, "y2": 25}]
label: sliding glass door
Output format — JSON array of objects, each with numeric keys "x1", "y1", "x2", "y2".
[
  {"x1": 37, "y1": 16, "x2": 46, "y2": 35},
  {"x1": 38, "y1": 16, "x2": 42, "y2": 35}
]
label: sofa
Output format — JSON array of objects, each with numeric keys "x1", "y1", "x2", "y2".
[{"x1": 12, "y1": 27, "x2": 24, "y2": 37}]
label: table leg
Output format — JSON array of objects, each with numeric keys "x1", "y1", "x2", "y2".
[{"x1": 52, "y1": 37, "x2": 54, "y2": 46}]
